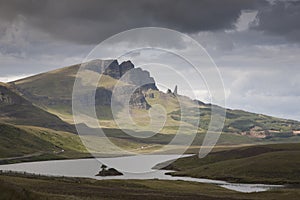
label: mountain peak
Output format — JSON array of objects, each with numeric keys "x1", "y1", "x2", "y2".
[
  {"x1": 82, "y1": 59, "x2": 158, "y2": 90},
  {"x1": 82, "y1": 59, "x2": 135, "y2": 80},
  {"x1": 120, "y1": 60, "x2": 134, "y2": 77}
]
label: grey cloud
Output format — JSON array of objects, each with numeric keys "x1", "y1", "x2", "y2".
[
  {"x1": 220, "y1": 65, "x2": 300, "y2": 120},
  {"x1": 252, "y1": 0, "x2": 300, "y2": 42},
  {"x1": 0, "y1": 0, "x2": 267, "y2": 44},
  {"x1": 1, "y1": 0, "x2": 300, "y2": 122}
]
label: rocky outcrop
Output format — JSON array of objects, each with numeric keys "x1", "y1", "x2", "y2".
[
  {"x1": 104, "y1": 60, "x2": 123, "y2": 79},
  {"x1": 0, "y1": 92, "x2": 12, "y2": 104},
  {"x1": 0, "y1": 85, "x2": 29, "y2": 105},
  {"x1": 83, "y1": 59, "x2": 153, "y2": 84},
  {"x1": 173, "y1": 85, "x2": 178, "y2": 95},
  {"x1": 129, "y1": 89, "x2": 151, "y2": 109},
  {"x1": 12, "y1": 59, "x2": 158, "y2": 111},
  {"x1": 121, "y1": 67, "x2": 157, "y2": 91},
  {"x1": 82, "y1": 59, "x2": 157, "y2": 110},
  {"x1": 96, "y1": 168, "x2": 123, "y2": 176},
  {"x1": 82, "y1": 59, "x2": 119, "y2": 77},
  {"x1": 166, "y1": 86, "x2": 179, "y2": 97},
  {"x1": 112, "y1": 85, "x2": 151, "y2": 110},
  {"x1": 119, "y1": 60, "x2": 134, "y2": 77},
  {"x1": 83, "y1": 59, "x2": 157, "y2": 90}
]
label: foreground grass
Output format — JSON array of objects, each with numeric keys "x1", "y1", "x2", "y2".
[
  {"x1": 1, "y1": 173, "x2": 300, "y2": 200},
  {"x1": 165, "y1": 143, "x2": 300, "y2": 184}
]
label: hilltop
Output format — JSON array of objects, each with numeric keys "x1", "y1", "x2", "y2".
[{"x1": 10, "y1": 59, "x2": 300, "y2": 140}]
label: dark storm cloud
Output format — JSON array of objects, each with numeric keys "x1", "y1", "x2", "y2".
[
  {"x1": 0, "y1": 0, "x2": 267, "y2": 44},
  {"x1": 252, "y1": 0, "x2": 300, "y2": 42}
]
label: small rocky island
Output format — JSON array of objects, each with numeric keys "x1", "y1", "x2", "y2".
[{"x1": 96, "y1": 164, "x2": 123, "y2": 177}]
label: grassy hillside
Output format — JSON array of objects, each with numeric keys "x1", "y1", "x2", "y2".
[
  {"x1": 0, "y1": 123, "x2": 88, "y2": 160},
  {"x1": 170, "y1": 106, "x2": 300, "y2": 136},
  {"x1": 1, "y1": 173, "x2": 300, "y2": 200},
  {"x1": 11, "y1": 61, "x2": 132, "y2": 123},
  {"x1": 0, "y1": 83, "x2": 75, "y2": 133},
  {"x1": 0, "y1": 123, "x2": 177, "y2": 163},
  {"x1": 12, "y1": 64, "x2": 79, "y2": 99},
  {"x1": 10, "y1": 60, "x2": 300, "y2": 140},
  {"x1": 0, "y1": 123, "x2": 61, "y2": 158},
  {"x1": 165, "y1": 143, "x2": 300, "y2": 184}
]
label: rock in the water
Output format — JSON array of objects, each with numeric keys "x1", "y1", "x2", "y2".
[{"x1": 96, "y1": 168, "x2": 123, "y2": 176}]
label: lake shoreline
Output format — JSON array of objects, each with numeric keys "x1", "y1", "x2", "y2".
[
  {"x1": 0, "y1": 169, "x2": 284, "y2": 193},
  {"x1": 1, "y1": 172, "x2": 298, "y2": 200},
  {"x1": 0, "y1": 155, "x2": 285, "y2": 193},
  {"x1": 165, "y1": 172, "x2": 292, "y2": 185},
  {"x1": 0, "y1": 153, "x2": 294, "y2": 186}
]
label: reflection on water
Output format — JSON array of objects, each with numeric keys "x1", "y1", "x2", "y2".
[{"x1": 0, "y1": 155, "x2": 283, "y2": 193}]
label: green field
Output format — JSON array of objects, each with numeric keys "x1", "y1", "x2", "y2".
[
  {"x1": 2, "y1": 119, "x2": 300, "y2": 165},
  {"x1": 1, "y1": 172, "x2": 300, "y2": 200},
  {"x1": 164, "y1": 143, "x2": 300, "y2": 184}
]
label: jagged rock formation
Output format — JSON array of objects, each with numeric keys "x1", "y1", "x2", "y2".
[
  {"x1": 119, "y1": 61, "x2": 135, "y2": 77},
  {"x1": 121, "y1": 67, "x2": 157, "y2": 91},
  {"x1": 87, "y1": 59, "x2": 157, "y2": 109},
  {"x1": 166, "y1": 86, "x2": 178, "y2": 96},
  {"x1": 0, "y1": 91, "x2": 13, "y2": 104},
  {"x1": 83, "y1": 59, "x2": 120, "y2": 78},
  {"x1": 96, "y1": 168, "x2": 123, "y2": 176},
  {"x1": 173, "y1": 85, "x2": 178, "y2": 95},
  {"x1": 84, "y1": 59, "x2": 157, "y2": 91},
  {"x1": 129, "y1": 89, "x2": 151, "y2": 109}
]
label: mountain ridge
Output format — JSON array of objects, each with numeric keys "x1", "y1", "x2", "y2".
[{"x1": 8, "y1": 59, "x2": 300, "y2": 139}]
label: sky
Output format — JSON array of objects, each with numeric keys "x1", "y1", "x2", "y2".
[{"x1": 0, "y1": 0, "x2": 300, "y2": 121}]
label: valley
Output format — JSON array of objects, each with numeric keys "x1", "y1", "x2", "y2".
[
  {"x1": 1, "y1": 59, "x2": 300, "y2": 199},
  {"x1": 1, "y1": 59, "x2": 300, "y2": 163}
]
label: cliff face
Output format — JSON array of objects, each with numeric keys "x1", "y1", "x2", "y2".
[
  {"x1": 121, "y1": 67, "x2": 157, "y2": 91},
  {"x1": 83, "y1": 59, "x2": 157, "y2": 90},
  {"x1": 83, "y1": 59, "x2": 158, "y2": 109},
  {"x1": 83, "y1": 59, "x2": 130, "y2": 79}
]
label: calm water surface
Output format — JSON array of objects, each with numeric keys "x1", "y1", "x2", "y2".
[{"x1": 0, "y1": 155, "x2": 283, "y2": 193}]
